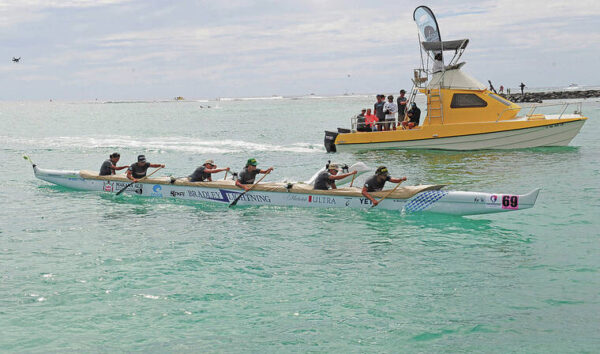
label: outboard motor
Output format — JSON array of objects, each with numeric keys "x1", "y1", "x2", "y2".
[{"x1": 324, "y1": 131, "x2": 338, "y2": 153}]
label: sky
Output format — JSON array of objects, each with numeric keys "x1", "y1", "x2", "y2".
[{"x1": 1, "y1": 0, "x2": 599, "y2": 100}]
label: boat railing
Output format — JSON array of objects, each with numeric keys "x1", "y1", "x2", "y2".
[{"x1": 496, "y1": 101, "x2": 584, "y2": 122}]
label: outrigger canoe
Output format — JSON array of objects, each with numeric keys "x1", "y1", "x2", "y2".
[{"x1": 31, "y1": 165, "x2": 539, "y2": 216}]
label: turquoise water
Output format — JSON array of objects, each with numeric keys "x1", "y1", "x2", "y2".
[{"x1": 1, "y1": 97, "x2": 599, "y2": 352}]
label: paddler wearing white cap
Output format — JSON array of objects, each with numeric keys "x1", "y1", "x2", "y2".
[
  {"x1": 189, "y1": 159, "x2": 230, "y2": 182},
  {"x1": 313, "y1": 163, "x2": 357, "y2": 190}
]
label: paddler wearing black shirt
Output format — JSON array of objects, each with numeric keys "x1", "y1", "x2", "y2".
[
  {"x1": 189, "y1": 159, "x2": 230, "y2": 182},
  {"x1": 235, "y1": 158, "x2": 273, "y2": 192},
  {"x1": 361, "y1": 166, "x2": 407, "y2": 206},
  {"x1": 126, "y1": 155, "x2": 165, "y2": 182},
  {"x1": 313, "y1": 163, "x2": 357, "y2": 190},
  {"x1": 99, "y1": 152, "x2": 128, "y2": 176}
]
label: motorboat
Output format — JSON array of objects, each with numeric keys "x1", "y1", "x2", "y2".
[{"x1": 324, "y1": 6, "x2": 587, "y2": 152}]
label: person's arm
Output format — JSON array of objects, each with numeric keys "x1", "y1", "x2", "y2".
[
  {"x1": 235, "y1": 179, "x2": 250, "y2": 192},
  {"x1": 111, "y1": 165, "x2": 129, "y2": 171},
  {"x1": 126, "y1": 169, "x2": 136, "y2": 182},
  {"x1": 259, "y1": 167, "x2": 274, "y2": 174},
  {"x1": 149, "y1": 163, "x2": 165, "y2": 168},
  {"x1": 362, "y1": 186, "x2": 378, "y2": 206},
  {"x1": 389, "y1": 176, "x2": 407, "y2": 184},
  {"x1": 204, "y1": 167, "x2": 230, "y2": 174},
  {"x1": 329, "y1": 170, "x2": 357, "y2": 181}
]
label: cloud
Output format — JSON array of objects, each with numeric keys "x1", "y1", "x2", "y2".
[{"x1": 1, "y1": 0, "x2": 599, "y2": 99}]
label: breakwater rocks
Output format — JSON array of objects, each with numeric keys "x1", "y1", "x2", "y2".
[{"x1": 501, "y1": 90, "x2": 600, "y2": 103}]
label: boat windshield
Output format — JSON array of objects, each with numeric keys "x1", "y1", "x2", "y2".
[{"x1": 488, "y1": 93, "x2": 511, "y2": 106}]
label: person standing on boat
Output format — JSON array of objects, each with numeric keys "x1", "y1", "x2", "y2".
[
  {"x1": 364, "y1": 108, "x2": 379, "y2": 131},
  {"x1": 313, "y1": 163, "x2": 357, "y2": 190},
  {"x1": 126, "y1": 155, "x2": 165, "y2": 182},
  {"x1": 383, "y1": 95, "x2": 398, "y2": 131},
  {"x1": 397, "y1": 90, "x2": 408, "y2": 118},
  {"x1": 189, "y1": 159, "x2": 230, "y2": 182},
  {"x1": 373, "y1": 95, "x2": 385, "y2": 131},
  {"x1": 235, "y1": 158, "x2": 273, "y2": 191},
  {"x1": 356, "y1": 109, "x2": 370, "y2": 132},
  {"x1": 99, "y1": 152, "x2": 128, "y2": 176},
  {"x1": 361, "y1": 166, "x2": 407, "y2": 206}
]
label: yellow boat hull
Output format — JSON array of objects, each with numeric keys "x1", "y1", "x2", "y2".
[{"x1": 331, "y1": 117, "x2": 587, "y2": 152}]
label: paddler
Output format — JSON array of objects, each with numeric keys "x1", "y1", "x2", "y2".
[
  {"x1": 189, "y1": 159, "x2": 230, "y2": 182},
  {"x1": 99, "y1": 152, "x2": 128, "y2": 176},
  {"x1": 361, "y1": 166, "x2": 407, "y2": 206},
  {"x1": 313, "y1": 163, "x2": 357, "y2": 190},
  {"x1": 126, "y1": 155, "x2": 165, "y2": 182},
  {"x1": 235, "y1": 158, "x2": 273, "y2": 191}
]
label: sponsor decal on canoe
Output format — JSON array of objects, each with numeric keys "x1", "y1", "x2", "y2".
[
  {"x1": 113, "y1": 181, "x2": 143, "y2": 194},
  {"x1": 170, "y1": 190, "x2": 185, "y2": 197},
  {"x1": 308, "y1": 195, "x2": 336, "y2": 204},
  {"x1": 151, "y1": 184, "x2": 163, "y2": 197},
  {"x1": 186, "y1": 189, "x2": 271, "y2": 204},
  {"x1": 287, "y1": 194, "x2": 309, "y2": 202},
  {"x1": 103, "y1": 182, "x2": 114, "y2": 192}
]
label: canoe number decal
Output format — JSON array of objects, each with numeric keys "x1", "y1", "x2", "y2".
[{"x1": 502, "y1": 195, "x2": 519, "y2": 209}]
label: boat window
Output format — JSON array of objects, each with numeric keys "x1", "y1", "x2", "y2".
[
  {"x1": 488, "y1": 93, "x2": 512, "y2": 106},
  {"x1": 450, "y1": 93, "x2": 488, "y2": 108}
]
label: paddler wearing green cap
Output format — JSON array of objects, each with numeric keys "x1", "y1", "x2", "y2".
[
  {"x1": 189, "y1": 159, "x2": 230, "y2": 182},
  {"x1": 313, "y1": 163, "x2": 357, "y2": 190},
  {"x1": 361, "y1": 166, "x2": 407, "y2": 206},
  {"x1": 235, "y1": 158, "x2": 274, "y2": 191}
]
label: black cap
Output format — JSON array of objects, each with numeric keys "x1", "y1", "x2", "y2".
[{"x1": 137, "y1": 154, "x2": 146, "y2": 162}]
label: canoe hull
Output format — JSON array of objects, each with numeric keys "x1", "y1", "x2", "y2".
[{"x1": 33, "y1": 167, "x2": 539, "y2": 216}]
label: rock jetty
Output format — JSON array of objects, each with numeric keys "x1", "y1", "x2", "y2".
[{"x1": 501, "y1": 90, "x2": 600, "y2": 103}]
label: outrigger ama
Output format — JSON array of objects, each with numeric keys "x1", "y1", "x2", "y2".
[{"x1": 324, "y1": 6, "x2": 587, "y2": 152}]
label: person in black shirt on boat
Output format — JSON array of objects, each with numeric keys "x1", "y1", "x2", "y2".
[
  {"x1": 99, "y1": 152, "x2": 128, "y2": 176},
  {"x1": 397, "y1": 90, "x2": 408, "y2": 118},
  {"x1": 126, "y1": 155, "x2": 165, "y2": 182},
  {"x1": 313, "y1": 163, "x2": 357, "y2": 190},
  {"x1": 235, "y1": 158, "x2": 273, "y2": 191},
  {"x1": 189, "y1": 159, "x2": 230, "y2": 182},
  {"x1": 361, "y1": 166, "x2": 407, "y2": 206},
  {"x1": 402, "y1": 103, "x2": 421, "y2": 129},
  {"x1": 373, "y1": 95, "x2": 385, "y2": 130}
]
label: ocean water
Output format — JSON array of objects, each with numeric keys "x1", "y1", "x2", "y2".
[{"x1": 1, "y1": 96, "x2": 599, "y2": 352}]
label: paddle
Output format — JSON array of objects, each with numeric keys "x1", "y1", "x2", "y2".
[
  {"x1": 116, "y1": 167, "x2": 163, "y2": 196},
  {"x1": 371, "y1": 179, "x2": 405, "y2": 209},
  {"x1": 224, "y1": 170, "x2": 228, "y2": 180},
  {"x1": 229, "y1": 171, "x2": 270, "y2": 207},
  {"x1": 349, "y1": 173, "x2": 356, "y2": 187}
]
